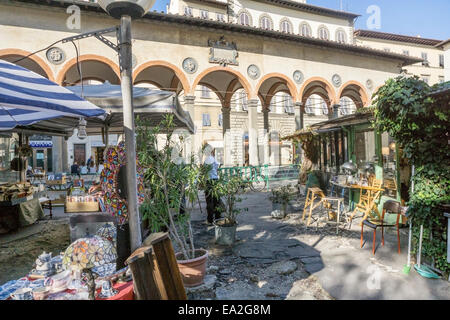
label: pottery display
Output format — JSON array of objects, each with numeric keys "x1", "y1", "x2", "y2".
[
  {"x1": 33, "y1": 251, "x2": 56, "y2": 277},
  {"x1": 45, "y1": 270, "x2": 71, "y2": 292},
  {"x1": 32, "y1": 286, "x2": 50, "y2": 300},
  {"x1": 10, "y1": 287, "x2": 33, "y2": 300},
  {"x1": 97, "y1": 280, "x2": 118, "y2": 299}
]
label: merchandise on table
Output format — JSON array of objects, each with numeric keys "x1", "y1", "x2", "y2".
[{"x1": 0, "y1": 182, "x2": 33, "y2": 202}]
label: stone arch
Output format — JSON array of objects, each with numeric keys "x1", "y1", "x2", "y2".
[
  {"x1": 133, "y1": 60, "x2": 190, "y2": 94},
  {"x1": 236, "y1": 9, "x2": 253, "y2": 26},
  {"x1": 191, "y1": 66, "x2": 254, "y2": 107},
  {"x1": 258, "y1": 13, "x2": 274, "y2": 30},
  {"x1": 335, "y1": 28, "x2": 348, "y2": 44},
  {"x1": 56, "y1": 54, "x2": 120, "y2": 85},
  {"x1": 0, "y1": 48, "x2": 55, "y2": 81},
  {"x1": 299, "y1": 77, "x2": 337, "y2": 112},
  {"x1": 338, "y1": 80, "x2": 369, "y2": 108},
  {"x1": 279, "y1": 17, "x2": 294, "y2": 34},
  {"x1": 317, "y1": 24, "x2": 330, "y2": 40},
  {"x1": 256, "y1": 73, "x2": 298, "y2": 107},
  {"x1": 299, "y1": 22, "x2": 312, "y2": 37}
]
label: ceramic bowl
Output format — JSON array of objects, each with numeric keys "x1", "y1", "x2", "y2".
[
  {"x1": 32, "y1": 287, "x2": 50, "y2": 300},
  {"x1": 10, "y1": 287, "x2": 33, "y2": 300},
  {"x1": 45, "y1": 270, "x2": 71, "y2": 289}
]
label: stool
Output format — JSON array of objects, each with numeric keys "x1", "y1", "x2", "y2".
[{"x1": 302, "y1": 187, "x2": 326, "y2": 226}]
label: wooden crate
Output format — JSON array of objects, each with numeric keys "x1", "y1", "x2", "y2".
[
  {"x1": 46, "y1": 176, "x2": 66, "y2": 186},
  {"x1": 65, "y1": 201, "x2": 99, "y2": 213}
]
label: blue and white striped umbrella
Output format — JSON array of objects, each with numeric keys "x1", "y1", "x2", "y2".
[{"x1": 0, "y1": 59, "x2": 106, "y2": 132}]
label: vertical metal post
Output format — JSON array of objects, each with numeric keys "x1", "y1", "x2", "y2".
[{"x1": 119, "y1": 15, "x2": 141, "y2": 251}]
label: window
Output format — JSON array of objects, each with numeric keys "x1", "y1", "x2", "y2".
[
  {"x1": 439, "y1": 54, "x2": 444, "y2": 68},
  {"x1": 239, "y1": 12, "x2": 250, "y2": 26},
  {"x1": 321, "y1": 101, "x2": 329, "y2": 115},
  {"x1": 439, "y1": 76, "x2": 445, "y2": 84},
  {"x1": 421, "y1": 75, "x2": 430, "y2": 84},
  {"x1": 300, "y1": 22, "x2": 311, "y2": 37},
  {"x1": 201, "y1": 86, "x2": 210, "y2": 98},
  {"x1": 384, "y1": 48, "x2": 391, "y2": 52},
  {"x1": 202, "y1": 113, "x2": 211, "y2": 126},
  {"x1": 421, "y1": 52, "x2": 429, "y2": 66},
  {"x1": 318, "y1": 26, "x2": 329, "y2": 40},
  {"x1": 336, "y1": 30, "x2": 347, "y2": 44},
  {"x1": 218, "y1": 113, "x2": 223, "y2": 127},
  {"x1": 184, "y1": 6, "x2": 192, "y2": 16},
  {"x1": 305, "y1": 98, "x2": 314, "y2": 114},
  {"x1": 239, "y1": 91, "x2": 248, "y2": 111},
  {"x1": 216, "y1": 13, "x2": 225, "y2": 22},
  {"x1": 280, "y1": 19, "x2": 292, "y2": 33},
  {"x1": 260, "y1": 16, "x2": 272, "y2": 30},
  {"x1": 200, "y1": 9, "x2": 208, "y2": 19},
  {"x1": 283, "y1": 95, "x2": 294, "y2": 114},
  {"x1": 403, "y1": 50, "x2": 409, "y2": 56}
]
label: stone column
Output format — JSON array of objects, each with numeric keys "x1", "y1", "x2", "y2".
[
  {"x1": 221, "y1": 107, "x2": 231, "y2": 166},
  {"x1": 329, "y1": 104, "x2": 341, "y2": 120},
  {"x1": 184, "y1": 95, "x2": 196, "y2": 162},
  {"x1": 247, "y1": 99, "x2": 259, "y2": 166},
  {"x1": 262, "y1": 107, "x2": 270, "y2": 165},
  {"x1": 294, "y1": 102, "x2": 303, "y2": 164}
]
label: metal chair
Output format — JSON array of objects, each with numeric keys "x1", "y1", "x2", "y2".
[{"x1": 360, "y1": 200, "x2": 402, "y2": 255}]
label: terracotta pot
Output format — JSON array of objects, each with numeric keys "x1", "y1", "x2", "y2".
[{"x1": 175, "y1": 249, "x2": 208, "y2": 287}]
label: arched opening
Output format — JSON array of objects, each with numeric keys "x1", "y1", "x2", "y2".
[
  {"x1": 300, "y1": 78, "x2": 336, "y2": 114},
  {"x1": 0, "y1": 51, "x2": 52, "y2": 80},
  {"x1": 191, "y1": 67, "x2": 253, "y2": 166},
  {"x1": 58, "y1": 58, "x2": 120, "y2": 86},
  {"x1": 133, "y1": 61, "x2": 190, "y2": 95},
  {"x1": 338, "y1": 81, "x2": 369, "y2": 111}
]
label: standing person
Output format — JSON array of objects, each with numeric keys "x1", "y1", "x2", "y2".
[
  {"x1": 70, "y1": 161, "x2": 80, "y2": 178},
  {"x1": 97, "y1": 161, "x2": 104, "y2": 174},
  {"x1": 203, "y1": 146, "x2": 221, "y2": 225},
  {"x1": 86, "y1": 155, "x2": 94, "y2": 168}
]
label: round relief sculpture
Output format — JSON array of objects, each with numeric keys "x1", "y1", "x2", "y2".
[
  {"x1": 182, "y1": 57, "x2": 198, "y2": 74},
  {"x1": 332, "y1": 74, "x2": 342, "y2": 87},
  {"x1": 247, "y1": 64, "x2": 260, "y2": 80},
  {"x1": 366, "y1": 79, "x2": 373, "y2": 90},
  {"x1": 46, "y1": 47, "x2": 66, "y2": 65},
  {"x1": 293, "y1": 70, "x2": 304, "y2": 84}
]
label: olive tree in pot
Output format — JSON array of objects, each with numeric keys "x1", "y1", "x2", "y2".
[
  {"x1": 212, "y1": 175, "x2": 248, "y2": 245},
  {"x1": 137, "y1": 115, "x2": 209, "y2": 287},
  {"x1": 269, "y1": 184, "x2": 296, "y2": 219}
]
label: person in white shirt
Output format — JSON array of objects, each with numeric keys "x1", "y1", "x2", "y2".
[
  {"x1": 80, "y1": 161, "x2": 88, "y2": 174},
  {"x1": 89, "y1": 161, "x2": 96, "y2": 174},
  {"x1": 203, "y1": 146, "x2": 221, "y2": 224},
  {"x1": 97, "y1": 162, "x2": 104, "y2": 174}
]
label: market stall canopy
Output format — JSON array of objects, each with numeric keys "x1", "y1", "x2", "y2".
[
  {"x1": 0, "y1": 59, "x2": 106, "y2": 136},
  {"x1": 66, "y1": 82, "x2": 195, "y2": 134}
]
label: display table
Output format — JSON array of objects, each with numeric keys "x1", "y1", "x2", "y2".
[
  {"x1": 96, "y1": 281, "x2": 134, "y2": 300},
  {"x1": 0, "y1": 197, "x2": 44, "y2": 234}
]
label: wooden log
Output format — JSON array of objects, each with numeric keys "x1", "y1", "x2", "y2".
[
  {"x1": 125, "y1": 246, "x2": 162, "y2": 300},
  {"x1": 144, "y1": 232, "x2": 187, "y2": 300}
]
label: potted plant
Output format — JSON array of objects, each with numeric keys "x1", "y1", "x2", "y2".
[
  {"x1": 212, "y1": 175, "x2": 248, "y2": 245},
  {"x1": 269, "y1": 184, "x2": 296, "y2": 219},
  {"x1": 137, "y1": 115, "x2": 209, "y2": 287}
]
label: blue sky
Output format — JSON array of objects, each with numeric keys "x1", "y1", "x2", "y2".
[{"x1": 151, "y1": 0, "x2": 450, "y2": 40}]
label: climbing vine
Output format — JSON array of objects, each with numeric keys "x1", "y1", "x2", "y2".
[{"x1": 372, "y1": 76, "x2": 450, "y2": 274}]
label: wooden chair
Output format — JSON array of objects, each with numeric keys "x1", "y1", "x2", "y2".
[
  {"x1": 302, "y1": 187, "x2": 326, "y2": 226},
  {"x1": 348, "y1": 184, "x2": 384, "y2": 227},
  {"x1": 360, "y1": 200, "x2": 402, "y2": 254}
]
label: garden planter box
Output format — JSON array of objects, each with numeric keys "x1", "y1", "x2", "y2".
[
  {"x1": 176, "y1": 249, "x2": 208, "y2": 287},
  {"x1": 214, "y1": 218, "x2": 238, "y2": 245}
]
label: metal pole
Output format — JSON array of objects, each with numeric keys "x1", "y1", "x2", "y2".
[{"x1": 119, "y1": 15, "x2": 141, "y2": 251}]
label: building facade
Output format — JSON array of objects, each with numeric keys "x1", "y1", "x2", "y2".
[{"x1": 0, "y1": 0, "x2": 421, "y2": 173}]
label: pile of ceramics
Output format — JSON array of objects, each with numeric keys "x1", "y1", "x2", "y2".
[{"x1": 0, "y1": 223, "x2": 131, "y2": 300}]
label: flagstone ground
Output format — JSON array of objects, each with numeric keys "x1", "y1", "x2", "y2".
[{"x1": 1, "y1": 181, "x2": 449, "y2": 300}]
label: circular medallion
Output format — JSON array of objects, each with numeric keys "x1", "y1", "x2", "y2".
[
  {"x1": 182, "y1": 57, "x2": 198, "y2": 74},
  {"x1": 293, "y1": 70, "x2": 304, "y2": 84},
  {"x1": 247, "y1": 64, "x2": 260, "y2": 80},
  {"x1": 332, "y1": 74, "x2": 342, "y2": 87},
  {"x1": 46, "y1": 47, "x2": 65, "y2": 65},
  {"x1": 366, "y1": 79, "x2": 373, "y2": 90}
]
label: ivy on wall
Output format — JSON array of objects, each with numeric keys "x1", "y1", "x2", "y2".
[{"x1": 372, "y1": 76, "x2": 450, "y2": 274}]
